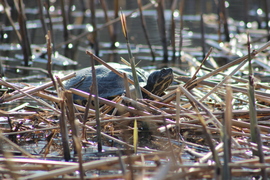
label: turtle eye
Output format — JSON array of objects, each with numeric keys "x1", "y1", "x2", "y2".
[{"x1": 161, "y1": 69, "x2": 166, "y2": 74}]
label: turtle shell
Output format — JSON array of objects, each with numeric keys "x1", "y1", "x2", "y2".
[{"x1": 64, "y1": 63, "x2": 149, "y2": 101}]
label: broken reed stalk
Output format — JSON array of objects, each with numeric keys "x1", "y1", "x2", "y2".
[
  {"x1": 69, "y1": 88, "x2": 150, "y2": 115},
  {"x1": 123, "y1": 73, "x2": 131, "y2": 98},
  {"x1": 59, "y1": 96, "x2": 71, "y2": 161},
  {"x1": 178, "y1": 85, "x2": 241, "y2": 147},
  {"x1": 44, "y1": 0, "x2": 55, "y2": 52},
  {"x1": 90, "y1": 53, "x2": 102, "y2": 152},
  {"x1": 191, "y1": 105, "x2": 222, "y2": 177},
  {"x1": 188, "y1": 40, "x2": 270, "y2": 89},
  {"x1": 120, "y1": 12, "x2": 142, "y2": 99},
  {"x1": 45, "y1": 30, "x2": 57, "y2": 91},
  {"x1": 0, "y1": 72, "x2": 75, "y2": 103},
  {"x1": 179, "y1": 86, "x2": 222, "y2": 172},
  {"x1": 0, "y1": 132, "x2": 35, "y2": 158},
  {"x1": 0, "y1": 79, "x2": 61, "y2": 113},
  {"x1": 65, "y1": 91, "x2": 84, "y2": 178},
  {"x1": 80, "y1": 123, "x2": 156, "y2": 152},
  {"x1": 43, "y1": 130, "x2": 57, "y2": 158},
  {"x1": 176, "y1": 87, "x2": 181, "y2": 140},
  {"x1": 222, "y1": 85, "x2": 232, "y2": 179},
  {"x1": 177, "y1": 76, "x2": 270, "y2": 102},
  {"x1": 3, "y1": 152, "x2": 19, "y2": 179},
  {"x1": 247, "y1": 34, "x2": 267, "y2": 179},
  {"x1": 82, "y1": 85, "x2": 93, "y2": 138},
  {"x1": 184, "y1": 47, "x2": 212, "y2": 88},
  {"x1": 121, "y1": 96, "x2": 161, "y2": 114},
  {"x1": 198, "y1": 59, "x2": 247, "y2": 102},
  {"x1": 137, "y1": 0, "x2": 156, "y2": 62},
  {"x1": 20, "y1": 152, "x2": 166, "y2": 180},
  {"x1": 65, "y1": 91, "x2": 78, "y2": 154}
]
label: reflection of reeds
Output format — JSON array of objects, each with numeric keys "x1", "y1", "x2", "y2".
[
  {"x1": 156, "y1": 0, "x2": 168, "y2": 63},
  {"x1": 137, "y1": 0, "x2": 156, "y2": 62},
  {"x1": 2, "y1": 0, "x2": 32, "y2": 67},
  {"x1": 178, "y1": 0, "x2": 185, "y2": 62},
  {"x1": 170, "y1": 0, "x2": 177, "y2": 62},
  {"x1": 90, "y1": 0, "x2": 99, "y2": 56},
  {"x1": 100, "y1": 0, "x2": 117, "y2": 48},
  {"x1": 218, "y1": 0, "x2": 230, "y2": 42},
  {"x1": 263, "y1": 0, "x2": 270, "y2": 41}
]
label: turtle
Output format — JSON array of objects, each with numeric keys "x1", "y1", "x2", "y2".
[{"x1": 64, "y1": 62, "x2": 173, "y2": 102}]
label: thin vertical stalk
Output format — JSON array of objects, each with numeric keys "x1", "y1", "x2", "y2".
[
  {"x1": 137, "y1": 0, "x2": 156, "y2": 62},
  {"x1": 179, "y1": 85, "x2": 221, "y2": 178},
  {"x1": 100, "y1": 0, "x2": 116, "y2": 48},
  {"x1": 81, "y1": 90, "x2": 93, "y2": 141},
  {"x1": 178, "y1": 0, "x2": 185, "y2": 62},
  {"x1": 64, "y1": 91, "x2": 77, "y2": 155},
  {"x1": 44, "y1": 0, "x2": 55, "y2": 53},
  {"x1": 60, "y1": 0, "x2": 70, "y2": 57},
  {"x1": 67, "y1": 0, "x2": 74, "y2": 26},
  {"x1": 176, "y1": 87, "x2": 181, "y2": 139},
  {"x1": 156, "y1": 0, "x2": 168, "y2": 63},
  {"x1": 38, "y1": 0, "x2": 48, "y2": 36},
  {"x1": 17, "y1": 0, "x2": 32, "y2": 67},
  {"x1": 90, "y1": 54, "x2": 102, "y2": 152},
  {"x1": 263, "y1": 0, "x2": 270, "y2": 40},
  {"x1": 219, "y1": 0, "x2": 230, "y2": 42},
  {"x1": 113, "y1": 0, "x2": 119, "y2": 47},
  {"x1": 90, "y1": 0, "x2": 99, "y2": 56},
  {"x1": 200, "y1": 0, "x2": 206, "y2": 59},
  {"x1": 243, "y1": 0, "x2": 249, "y2": 28},
  {"x1": 200, "y1": 13, "x2": 206, "y2": 59},
  {"x1": 59, "y1": 96, "x2": 71, "y2": 161},
  {"x1": 65, "y1": 91, "x2": 84, "y2": 179},
  {"x1": 170, "y1": 0, "x2": 178, "y2": 62},
  {"x1": 46, "y1": 30, "x2": 57, "y2": 90},
  {"x1": 222, "y1": 85, "x2": 232, "y2": 180},
  {"x1": 120, "y1": 12, "x2": 142, "y2": 99},
  {"x1": 247, "y1": 34, "x2": 267, "y2": 179},
  {"x1": 1, "y1": 0, "x2": 22, "y2": 44}
]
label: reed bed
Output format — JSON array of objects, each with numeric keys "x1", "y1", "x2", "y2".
[
  {"x1": 1, "y1": 39, "x2": 270, "y2": 179},
  {"x1": 1, "y1": 0, "x2": 270, "y2": 179}
]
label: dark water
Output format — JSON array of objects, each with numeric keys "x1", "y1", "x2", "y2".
[{"x1": 1, "y1": 0, "x2": 268, "y2": 74}]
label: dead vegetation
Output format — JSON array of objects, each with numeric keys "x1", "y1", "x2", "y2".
[{"x1": 1, "y1": 0, "x2": 270, "y2": 179}]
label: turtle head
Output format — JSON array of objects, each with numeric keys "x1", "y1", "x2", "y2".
[{"x1": 143, "y1": 68, "x2": 173, "y2": 98}]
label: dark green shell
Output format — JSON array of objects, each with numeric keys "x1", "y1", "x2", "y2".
[{"x1": 64, "y1": 63, "x2": 149, "y2": 101}]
